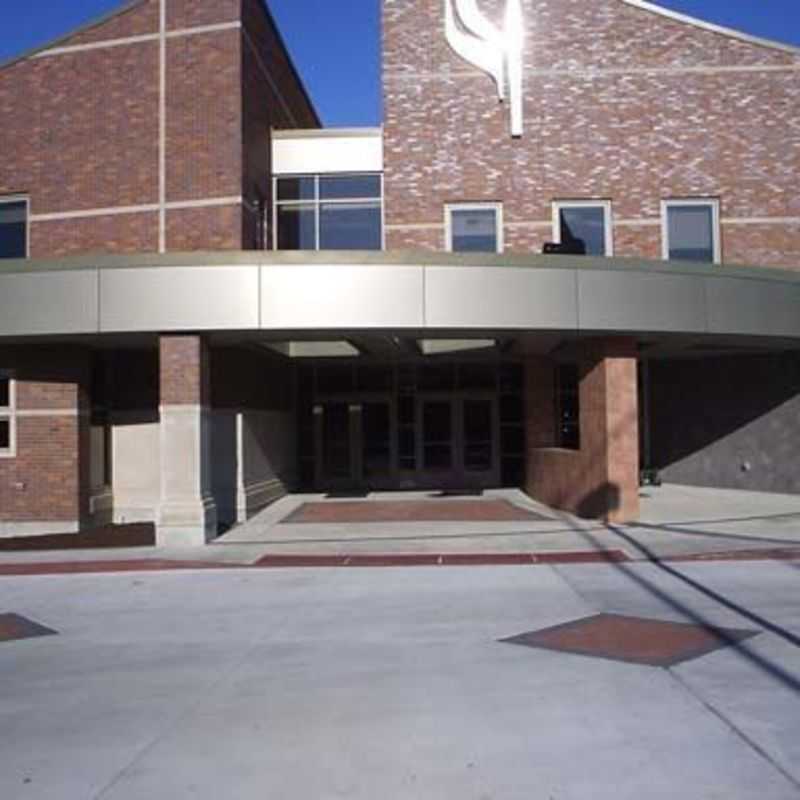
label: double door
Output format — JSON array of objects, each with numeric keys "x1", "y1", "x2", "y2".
[
  {"x1": 316, "y1": 395, "x2": 498, "y2": 490},
  {"x1": 417, "y1": 395, "x2": 499, "y2": 489}
]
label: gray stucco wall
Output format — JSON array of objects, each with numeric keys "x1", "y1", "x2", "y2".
[{"x1": 648, "y1": 352, "x2": 800, "y2": 494}]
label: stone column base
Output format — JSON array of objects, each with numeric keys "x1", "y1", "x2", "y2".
[{"x1": 156, "y1": 495, "x2": 218, "y2": 547}]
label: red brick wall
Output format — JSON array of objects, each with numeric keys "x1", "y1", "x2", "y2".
[
  {"x1": 383, "y1": 0, "x2": 800, "y2": 269},
  {"x1": 160, "y1": 336, "x2": 210, "y2": 407},
  {"x1": 0, "y1": 0, "x2": 318, "y2": 258},
  {"x1": 0, "y1": 348, "x2": 90, "y2": 525}
]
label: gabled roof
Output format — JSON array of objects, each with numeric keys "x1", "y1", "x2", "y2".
[{"x1": 620, "y1": 0, "x2": 800, "y2": 56}]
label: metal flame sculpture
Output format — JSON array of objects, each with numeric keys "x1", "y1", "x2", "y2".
[{"x1": 444, "y1": 0, "x2": 524, "y2": 137}]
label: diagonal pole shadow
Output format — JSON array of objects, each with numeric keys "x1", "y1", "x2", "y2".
[{"x1": 556, "y1": 512, "x2": 800, "y2": 695}]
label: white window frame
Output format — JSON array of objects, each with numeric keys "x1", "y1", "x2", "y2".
[
  {"x1": 661, "y1": 198, "x2": 721, "y2": 264},
  {"x1": 0, "y1": 194, "x2": 30, "y2": 259},
  {"x1": 0, "y1": 371, "x2": 16, "y2": 459},
  {"x1": 552, "y1": 200, "x2": 614, "y2": 256},
  {"x1": 444, "y1": 202, "x2": 504, "y2": 253},
  {"x1": 272, "y1": 174, "x2": 385, "y2": 251}
]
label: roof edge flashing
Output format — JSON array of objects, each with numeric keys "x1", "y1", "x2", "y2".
[{"x1": 620, "y1": 0, "x2": 800, "y2": 57}]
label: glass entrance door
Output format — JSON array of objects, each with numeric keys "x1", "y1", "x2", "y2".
[
  {"x1": 321, "y1": 402, "x2": 352, "y2": 483},
  {"x1": 421, "y1": 400, "x2": 454, "y2": 473},
  {"x1": 417, "y1": 396, "x2": 498, "y2": 488}
]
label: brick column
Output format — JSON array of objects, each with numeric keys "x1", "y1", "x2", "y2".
[
  {"x1": 523, "y1": 341, "x2": 640, "y2": 523},
  {"x1": 579, "y1": 339, "x2": 640, "y2": 523},
  {"x1": 157, "y1": 336, "x2": 217, "y2": 546}
]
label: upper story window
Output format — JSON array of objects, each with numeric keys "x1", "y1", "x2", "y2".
[
  {"x1": 662, "y1": 199, "x2": 720, "y2": 263},
  {"x1": 0, "y1": 197, "x2": 28, "y2": 260},
  {"x1": 274, "y1": 174, "x2": 383, "y2": 251},
  {"x1": 552, "y1": 201, "x2": 613, "y2": 256},
  {"x1": 446, "y1": 203, "x2": 503, "y2": 253},
  {"x1": 0, "y1": 371, "x2": 15, "y2": 458}
]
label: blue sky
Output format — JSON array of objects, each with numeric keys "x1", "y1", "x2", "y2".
[{"x1": 0, "y1": 1, "x2": 797, "y2": 126}]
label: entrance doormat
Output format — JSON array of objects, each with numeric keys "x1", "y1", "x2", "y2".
[{"x1": 282, "y1": 499, "x2": 551, "y2": 524}]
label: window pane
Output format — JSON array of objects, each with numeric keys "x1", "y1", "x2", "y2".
[
  {"x1": 320, "y1": 175, "x2": 381, "y2": 200},
  {"x1": 0, "y1": 201, "x2": 26, "y2": 260},
  {"x1": 668, "y1": 205, "x2": 714, "y2": 262},
  {"x1": 277, "y1": 205, "x2": 316, "y2": 250},
  {"x1": 0, "y1": 420, "x2": 9, "y2": 450},
  {"x1": 559, "y1": 206, "x2": 606, "y2": 256},
  {"x1": 276, "y1": 177, "x2": 315, "y2": 201},
  {"x1": 0, "y1": 377, "x2": 8, "y2": 408},
  {"x1": 319, "y1": 202, "x2": 382, "y2": 250},
  {"x1": 451, "y1": 209, "x2": 498, "y2": 253}
]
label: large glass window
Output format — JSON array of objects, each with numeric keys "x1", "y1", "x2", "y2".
[
  {"x1": 662, "y1": 199, "x2": 720, "y2": 263},
  {"x1": 553, "y1": 201, "x2": 612, "y2": 256},
  {"x1": 446, "y1": 204, "x2": 502, "y2": 253},
  {"x1": 0, "y1": 372, "x2": 15, "y2": 457},
  {"x1": 274, "y1": 174, "x2": 382, "y2": 250},
  {"x1": 0, "y1": 198, "x2": 27, "y2": 260}
]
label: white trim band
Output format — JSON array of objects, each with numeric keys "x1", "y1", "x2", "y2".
[
  {"x1": 30, "y1": 197, "x2": 245, "y2": 223},
  {"x1": 33, "y1": 21, "x2": 242, "y2": 60}
]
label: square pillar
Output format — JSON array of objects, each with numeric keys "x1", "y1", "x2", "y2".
[
  {"x1": 523, "y1": 340, "x2": 640, "y2": 524},
  {"x1": 157, "y1": 336, "x2": 217, "y2": 546},
  {"x1": 579, "y1": 338, "x2": 640, "y2": 523}
]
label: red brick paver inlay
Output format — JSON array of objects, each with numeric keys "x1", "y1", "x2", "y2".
[
  {"x1": 500, "y1": 614, "x2": 758, "y2": 667},
  {"x1": 0, "y1": 614, "x2": 58, "y2": 643},
  {"x1": 282, "y1": 500, "x2": 548, "y2": 524}
]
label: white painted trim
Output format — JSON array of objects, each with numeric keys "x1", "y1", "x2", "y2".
[
  {"x1": 0, "y1": 194, "x2": 29, "y2": 259},
  {"x1": 615, "y1": 218, "x2": 662, "y2": 228},
  {"x1": 552, "y1": 200, "x2": 614, "y2": 256},
  {"x1": 30, "y1": 197, "x2": 244, "y2": 223},
  {"x1": 722, "y1": 216, "x2": 800, "y2": 226},
  {"x1": 619, "y1": 0, "x2": 800, "y2": 57},
  {"x1": 15, "y1": 409, "x2": 79, "y2": 418},
  {"x1": 164, "y1": 196, "x2": 244, "y2": 211},
  {"x1": 32, "y1": 21, "x2": 242, "y2": 60},
  {"x1": 34, "y1": 33, "x2": 160, "y2": 58},
  {"x1": 444, "y1": 202, "x2": 504, "y2": 253},
  {"x1": 165, "y1": 22, "x2": 241, "y2": 40},
  {"x1": 385, "y1": 223, "x2": 445, "y2": 231},
  {"x1": 273, "y1": 127, "x2": 383, "y2": 140},
  {"x1": 159, "y1": 0, "x2": 167, "y2": 254},
  {"x1": 385, "y1": 64, "x2": 800, "y2": 82},
  {"x1": 31, "y1": 204, "x2": 159, "y2": 222},
  {"x1": 661, "y1": 198, "x2": 722, "y2": 264}
]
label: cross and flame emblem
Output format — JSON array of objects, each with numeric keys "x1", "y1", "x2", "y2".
[{"x1": 443, "y1": 0, "x2": 525, "y2": 137}]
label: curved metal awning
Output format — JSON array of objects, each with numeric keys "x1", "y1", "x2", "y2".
[{"x1": 0, "y1": 251, "x2": 798, "y2": 347}]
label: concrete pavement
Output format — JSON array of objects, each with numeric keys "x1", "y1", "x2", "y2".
[{"x1": 0, "y1": 558, "x2": 799, "y2": 798}]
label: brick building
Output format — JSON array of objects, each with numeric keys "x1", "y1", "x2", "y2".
[{"x1": 0, "y1": 0, "x2": 798, "y2": 544}]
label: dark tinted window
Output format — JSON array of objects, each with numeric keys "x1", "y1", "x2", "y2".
[
  {"x1": 451, "y1": 208, "x2": 498, "y2": 253},
  {"x1": 557, "y1": 364, "x2": 580, "y2": 450},
  {"x1": 0, "y1": 201, "x2": 27, "y2": 259},
  {"x1": 320, "y1": 175, "x2": 381, "y2": 200},
  {"x1": 558, "y1": 206, "x2": 607, "y2": 256},
  {"x1": 319, "y1": 203, "x2": 382, "y2": 250},
  {"x1": 0, "y1": 376, "x2": 9, "y2": 408},
  {"x1": 277, "y1": 205, "x2": 316, "y2": 250},
  {"x1": 667, "y1": 204, "x2": 715, "y2": 262},
  {"x1": 276, "y1": 177, "x2": 315, "y2": 202},
  {"x1": 0, "y1": 419, "x2": 9, "y2": 450}
]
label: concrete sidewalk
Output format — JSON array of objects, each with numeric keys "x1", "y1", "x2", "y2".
[
  {"x1": 0, "y1": 484, "x2": 799, "y2": 569},
  {"x1": 0, "y1": 560, "x2": 798, "y2": 798}
]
